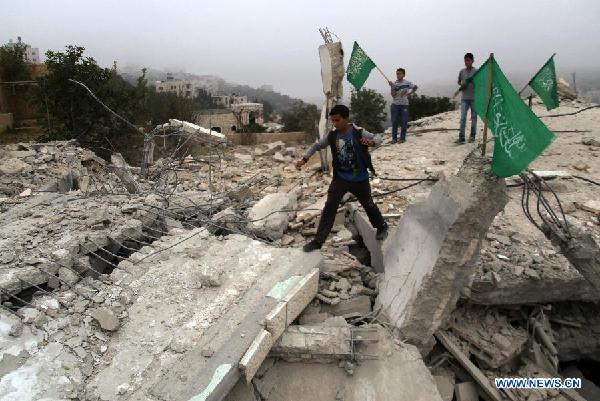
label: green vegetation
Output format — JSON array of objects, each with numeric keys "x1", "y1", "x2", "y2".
[
  {"x1": 0, "y1": 41, "x2": 31, "y2": 81},
  {"x1": 281, "y1": 102, "x2": 319, "y2": 134},
  {"x1": 350, "y1": 89, "x2": 387, "y2": 132},
  {"x1": 409, "y1": 94, "x2": 455, "y2": 120},
  {"x1": 25, "y1": 45, "x2": 218, "y2": 153}
]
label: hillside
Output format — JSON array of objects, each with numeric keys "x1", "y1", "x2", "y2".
[{"x1": 118, "y1": 66, "x2": 304, "y2": 111}]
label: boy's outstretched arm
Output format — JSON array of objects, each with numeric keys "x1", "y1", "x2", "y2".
[
  {"x1": 295, "y1": 136, "x2": 329, "y2": 169},
  {"x1": 359, "y1": 128, "x2": 382, "y2": 147}
]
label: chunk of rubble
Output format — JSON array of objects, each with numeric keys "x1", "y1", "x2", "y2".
[
  {"x1": 448, "y1": 305, "x2": 527, "y2": 368},
  {"x1": 225, "y1": 328, "x2": 444, "y2": 401},
  {"x1": 91, "y1": 307, "x2": 120, "y2": 331},
  {"x1": 375, "y1": 155, "x2": 508, "y2": 351},
  {"x1": 247, "y1": 192, "x2": 297, "y2": 240}
]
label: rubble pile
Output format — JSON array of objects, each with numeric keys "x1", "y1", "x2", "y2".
[
  {"x1": 0, "y1": 140, "x2": 88, "y2": 202},
  {"x1": 1, "y1": 99, "x2": 599, "y2": 401}
]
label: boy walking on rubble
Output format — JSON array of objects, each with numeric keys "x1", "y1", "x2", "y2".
[{"x1": 295, "y1": 104, "x2": 388, "y2": 252}]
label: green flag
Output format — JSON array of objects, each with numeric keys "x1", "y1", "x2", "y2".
[
  {"x1": 473, "y1": 57, "x2": 555, "y2": 178},
  {"x1": 346, "y1": 42, "x2": 376, "y2": 91},
  {"x1": 529, "y1": 55, "x2": 559, "y2": 110}
]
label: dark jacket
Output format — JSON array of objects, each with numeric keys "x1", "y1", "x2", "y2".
[{"x1": 302, "y1": 124, "x2": 381, "y2": 177}]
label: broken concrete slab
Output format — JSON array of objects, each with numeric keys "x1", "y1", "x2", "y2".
[
  {"x1": 578, "y1": 200, "x2": 600, "y2": 215},
  {"x1": 240, "y1": 268, "x2": 319, "y2": 382},
  {"x1": 321, "y1": 295, "x2": 371, "y2": 318},
  {"x1": 140, "y1": 232, "x2": 321, "y2": 401},
  {"x1": 435, "y1": 331, "x2": 502, "y2": 401},
  {"x1": 454, "y1": 382, "x2": 479, "y2": 401},
  {"x1": 270, "y1": 325, "x2": 353, "y2": 360},
  {"x1": 434, "y1": 375, "x2": 455, "y2": 401},
  {"x1": 247, "y1": 192, "x2": 297, "y2": 240},
  {"x1": 239, "y1": 329, "x2": 273, "y2": 383},
  {"x1": 541, "y1": 222, "x2": 600, "y2": 296},
  {"x1": 376, "y1": 155, "x2": 508, "y2": 351},
  {"x1": 449, "y1": 305, "x2": 528, "y2": 369},
  {"x1": 469, "y1": 273, "x2": 600, "y2": 305},
  {"x1": 225, "y1": 327, "x2": 443, "y2": 401}
]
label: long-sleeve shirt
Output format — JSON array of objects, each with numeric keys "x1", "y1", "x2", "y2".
[
  {"x1": 391, "y1": 79, "x2": 418, "y2": 105},
  {"x1": 302, "y1": 124, "x2": 381, "y2": 160}
]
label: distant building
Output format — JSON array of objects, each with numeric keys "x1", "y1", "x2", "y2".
[
  {"x1": 212, "y1": 94, "x2": 248, "y2": 108},
  {"x1": 6, "y1": 37, "x2": 40, "y2": 64},
  {"x1": 259, "y1": 84, "x2": 273, "y2": 92},
  {"x1": 154, "y1": 74, "x2": 217, "y2": 99},
  {"x1": 231, "y1": 102, "x2": 264, "y2": 126},
  {"x1": 196, "y1": 102, "x2": 264, "y2": 136}
]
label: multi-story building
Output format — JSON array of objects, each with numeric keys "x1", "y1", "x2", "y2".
[
  {"x1": 154, "y1": 74, "x2": 217, "y2": 99},
  {"x1": 6, "y1": 37, "x2": 40, "y2": 64},
  {"x1": 212, "y1": 94, "x2": 248, "y2": 108}
]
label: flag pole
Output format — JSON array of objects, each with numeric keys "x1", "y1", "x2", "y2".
[
  {"x1": 374, "y1": 65, "x2": 392, "y2": 83},
  {"x1": 481, "y1": 53, "x2": 494, "y2": 156},
  {"x1": 518, "y1": 53, "x2": 557, "y2": 96}
]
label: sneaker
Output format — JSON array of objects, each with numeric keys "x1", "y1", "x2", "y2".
[
  {"x1": 376, "y1": 224, "x2": 388, "y2": 241},
  {"x1": 391, "y1": 140, "x2": 398, "y2": 144},
  {"x1": 468, "y1": 137, "x2": 476, "y2": 143},
  {"x1": 303, "y1": 240, "x2": 323, "y2": 252},
  {"x1": 454, "y1": 138, "x2": 466, "y2": 145},
  {"x1": 399, "y1": 139, "x2": 406, "y2": 143}
]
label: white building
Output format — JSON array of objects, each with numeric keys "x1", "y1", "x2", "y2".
[
  {"x1": 231, "y1": 102, "x2": 264, "y2": 125},
  {"x1": 154, "y1": 73, "x2": 217, "y2": 99},
  {"x1": 212, "y1": 94, "x2": 248, "y2": 108},
  {"x1": 6, "y1": 37, "x2": 40, "y2": 64}
]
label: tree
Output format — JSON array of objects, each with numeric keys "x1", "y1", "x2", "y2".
[
  {"x1": 409, "y1": 95, "x2": 455, "y2": 121},
  {"x1": 192, "y1": 88, "x2": 219, "y2": 109},
  {"x1": 262, "y1": 100, "x2": 274, "y2": 122},
  {"x1": 37, "y1": 45, "x2": 138, "y2": 149},
  {"x1": 281, "y1": 101, "x2": 319, "y2": 134},
  {"x1": 0, "y1": 41, "x2": 31, "y2": 81},
  {"x1": 36, "y1": 47, "x2": 200, "y2": 153},
  {"x1": 350, "y1": 89, "x2": 387, "y2": 133}
]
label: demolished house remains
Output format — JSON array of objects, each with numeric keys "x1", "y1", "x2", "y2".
[
  {"x1": 1, "y1": 32, "x2": 600, "y2": 401},
  {"x1": 1, "y1": 92, "x2": 600, "y2": 401}
]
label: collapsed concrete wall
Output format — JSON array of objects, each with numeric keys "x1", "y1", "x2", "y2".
[{"x1": 375, "y1": 155, "x2": 508, "y2": 351}]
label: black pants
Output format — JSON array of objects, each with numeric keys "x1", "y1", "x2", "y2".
[{"x1": 314, "y1": 177, "x2": 386, "y2": 244}]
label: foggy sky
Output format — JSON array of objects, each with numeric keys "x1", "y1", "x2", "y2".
[{"x1": 2, "y1": 0, "x2": 600, "y2": 102}]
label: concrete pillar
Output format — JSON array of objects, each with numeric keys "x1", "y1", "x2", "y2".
[{"x1": 376, "y1": 155, "x2": 508, "y2": 351}]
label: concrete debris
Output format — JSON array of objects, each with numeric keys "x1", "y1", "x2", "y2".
[
  {"x1": 167, "y1": 119, "x2": 227, "y2": 143},
  {"x1": 227, "y1": 327, "x2": 443, "y2": 401},
  {"x1": 91, "y1": 307, "x2": 120, "y2": 331},
  {"x1": 376, "y1": 155, "x2": 508, "y2": 351},
  {"x1": 256, "y1": 141, "x2": 286, "y2": 157},
  {"x1": 247, "y1": 192, "x2": 297, "y2": 240},
  {"x1": 270, "y1": 325, "x2": 353, "y2": 360},
  {"x1": 435, "y1": 331, "x2": 503, "y2": 401},
  {"x1": 578, "y1": 199, "x2": 600, "y2": 215},
  {"x1": 454, "y1": 382, "x2": 479, "y2": 401},
  {"x1": 434, "y1": 375, "x2": 455, "y2": 401},
  {"x1": 1, "y1": 98, "x2": 600, "y2": 401},
  {"x1": 449, "y1": 305, "x2": 528, "y2": 368}
]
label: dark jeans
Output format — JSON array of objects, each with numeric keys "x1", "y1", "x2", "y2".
[
  {"x1": 390, "y1": 104, "x2": 409, "y2": 141},
  {"x1": 314, "y1": 177, "x2": 386, "y2": 244},
  {"x1": 459, "y1": 99, "x2": 477, "y2": 140}
]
